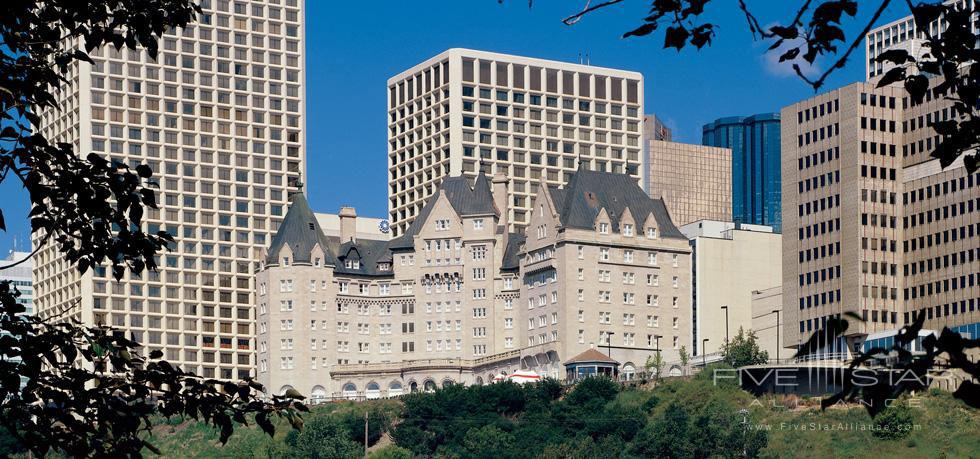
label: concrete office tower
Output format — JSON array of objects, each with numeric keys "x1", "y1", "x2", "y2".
[
  {"x1": 646, "y1": 139, "x2": 732, "y2": 226},
  {"x1": 865, "y1": 0, "x2": 978, "y2": 81},
  {"x1": 387, "y1": 49, "x2": 644, "y2": 237},
  {"x1": 33, "y1": 0, "x2": 305, "y2": 380},
  {"x1": 258, "y1": 168, "x2": 692, "y2": 398},
  {"x1": 781, "y1": 80, "x2": 979, "y2": 357},
  {"x1": 680, "y1": 221, "x2": 781, "y2": 356},
  {"x1": 702, "y1": 114, "x2": 782, "y2": 232}
]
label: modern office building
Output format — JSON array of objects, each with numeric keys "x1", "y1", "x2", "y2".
[
  {"x1": 0, "y1": 251, "x2": 34, "y2": 387},
  {"x1": 680, "y1": 221, "x2": 781, "y2": 355},
  {"x1": 387, "y1": 48, "x2": 645, "y2": 237},
  {"x1": 257, "y1": 168, "x2": 692, "y2": 398},
  {"x1": 34, "y1": 0, "x2": 305, "y2": 380},
  {"x1": 646, "y1": 139, "x2": 732, "y2": 226},
  {"x1": 865, "y1": 0, "x2": 978, "y2": 81},
  {"x1": 703, "y1": 114, "x2": 782, "y2": 232},
  {"x1": 781, "y1": 79, "x2": 979, "y2": 357},
  {"x1": 0, "y1": 251, "x2": 34, "y2": 314}
]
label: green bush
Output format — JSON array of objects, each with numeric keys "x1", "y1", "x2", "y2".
[
  {"x1": 368, "y1": 445, "x2": 412, "y2": 459},
  {"x1": 872, "y1": 403, "x2": 916, "y2": 440}
]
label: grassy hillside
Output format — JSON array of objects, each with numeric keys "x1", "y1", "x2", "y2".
[{"x1": 142, "y1": 385, "x2": 980, "y2": 458}]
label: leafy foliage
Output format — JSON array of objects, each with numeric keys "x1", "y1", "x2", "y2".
[
  {"x1": 283, "y1": 415, "x2": 362, "y2": 459},
  {"x1": 0, "y1": 0, "x2": 199, "y2": 278},
  {"x1": 644, "y1": 350, "x2": 665, "y2": 379},
  {"x1": 872, "y1": 403, "x2": 916, "y2": 440},
  {"x1": 721, "y1": 327, "x2": 770, "y2": 368},
  {"x1": 0, "y1": 282, "x2": 306, "y2": 457},
  {"x1": 390, "y1": 377, "x2": 768, "y2": 458},
  {"x1": 524, "y1": 0, "x2": 980, "y2": 173},
  {"x1": 872, "y1": 1, "x2": 980, "y2": 173},
  {"x1": 0, "y1": 2, "x2": 307, "y2": 456}
]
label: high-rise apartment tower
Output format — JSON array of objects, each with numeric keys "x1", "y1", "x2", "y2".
[
  {"x1": 387, "y1": 49, "x2": 644, "y2": 237},
  {"x1": 34, "y1": 0, "x2": 306, "y2": 380}
]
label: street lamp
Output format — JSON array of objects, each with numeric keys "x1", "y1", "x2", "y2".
[
  {"x1": 702, "y1": 338, "x2": 709, "y2": 367},
  {"x1": 771, "y1": 309, "x2": 781, "y2": 363},
  {"x1": 720, "y1": 305, "x2": 730, "y2": 345},
  {"x1": 605, "y1": 332, "x2": 615, "y2": 357}
]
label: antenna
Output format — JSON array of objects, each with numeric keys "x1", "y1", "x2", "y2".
[{"x1": 586, "y1": 52, "x2": 591, "y2": 66}]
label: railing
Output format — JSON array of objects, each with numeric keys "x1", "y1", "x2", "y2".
[{"x1": 331, "y1": 349, "x2": 525, "y2": 375}]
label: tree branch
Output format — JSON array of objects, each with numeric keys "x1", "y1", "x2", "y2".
[
  {"x1": 0, "y1": 230, "x2": 50, "y2": 270},
  {"x1": 562, "y1": 0, "x2": 626, "y2": 25},
  {"x1": 803, "y1": 0, "x2": 892, "y2": 90}
]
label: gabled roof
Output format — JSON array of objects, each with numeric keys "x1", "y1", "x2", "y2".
[
  {"x1": 391, "y1": 173, "x2": 498, "y2": 249},
  {"x1": 331, "y1": 238, "x2": 394, "y2": 276},
  {"x1": 548, "y1": 168, "x2": 684, "y2": 239},
  {"x1": 265, "y1": 190, "x2": 334, "y2": 265},
  {"x1": 564, "y1": 348, "x2": 620, "y2": 366}
]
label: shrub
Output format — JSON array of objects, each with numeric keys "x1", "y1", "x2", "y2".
[{"x1": 872, "y1": 403, "x2": 916, "y2": 440}]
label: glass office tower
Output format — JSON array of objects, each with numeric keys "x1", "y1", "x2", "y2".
[{"x1": 702, "y1": 114, "x2": 781, "y2": 232}]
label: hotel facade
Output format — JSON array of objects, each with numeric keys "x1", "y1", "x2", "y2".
[{"x1": 257, "y1": 169, "x2": 692, "y2": 399}]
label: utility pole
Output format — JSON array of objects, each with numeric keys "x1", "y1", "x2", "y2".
[
  {"x1": 702, "y1": 338, "x2": 709, "y2": 368},
  {"x1": 363, "y1": 411, "x2": 368, "y2": 458},
  {"x1": 721, "y1": 305, "x2": 729, "y2": 346},
  {"x1": 772, "y1": 309, "x2": 781, "y2": 363}
]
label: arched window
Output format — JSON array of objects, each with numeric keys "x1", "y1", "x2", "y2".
[
  {"x1": 342, "y1": 383, "x2": 357, "y2": 400},
  {"x1": 365, "y1": 382, "x2": 381, "y2": 399},
  {"x1": 311, "y1": 385, "x2": 327, "y2": 404},
  {"x1": 389, "y1": 381, "x2": 404, "y2": 397}
]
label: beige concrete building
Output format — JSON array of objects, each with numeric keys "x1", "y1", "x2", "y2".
[
  {"x1": 34, "y1": 0, "x2": 305, "y2": 380},
  {"x1": 646, "y1": 139, "x2": 732, "y2": 226},
  {"x1": 680, "y1": 220, "x2": 781, "y2": 356},
  {"x1": 750, "y1": 286, "x2": 785, "y2": 360},
  {"x1": 257, "y1": 168, "x2": 692, "y2": 399},
  {"x1": 387, "y1": 49, "x2": 645, "y2": 237},
  {"x1": 781, "y1": 79, "x2": 979, "y2": 357},
  {"x1": 865, "y1": 1, "x2": 978, "y2": 81}
]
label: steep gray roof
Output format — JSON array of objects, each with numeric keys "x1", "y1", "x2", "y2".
[
  {"x1": 549, "y1": 169, "x2": 685, "y2": 239},
  {"x1": 265, "y1": 191, "x2": 334, "y2": 265},
  {"x1": 501, "y1": 233, "x2": 526, "y2": 272},
  {"x1": 391, "y1": 173, "x2": 498, "y2": 249},
  {"x1": 331, "y1": 238, "x2": 394, "y2": 277}
]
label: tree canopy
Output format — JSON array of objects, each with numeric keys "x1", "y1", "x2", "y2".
[{"x1": 0, "y1": 2, "x2": 305, "y2": 456}]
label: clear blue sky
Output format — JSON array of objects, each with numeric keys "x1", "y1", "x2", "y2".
[{"x1": 0, "y1": 0, "x2": 914, "y2": 252}]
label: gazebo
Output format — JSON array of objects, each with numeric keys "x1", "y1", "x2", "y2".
[{"x1": 564, "y1": 348, "x2": 620, "y2": 382}]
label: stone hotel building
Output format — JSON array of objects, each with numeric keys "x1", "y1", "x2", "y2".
[{"x1": 256, "y1": 168, "x2": 691, "y2": 399}]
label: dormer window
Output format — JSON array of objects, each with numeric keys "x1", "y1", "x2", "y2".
[
  {"x1": 313, "y1": 257, "x2": 321, "y2": 267},
  {"x1": 282, "y1": 257, "x2": 290, "y2": 267},
  {"x1": 378, "y1": 263, "x2": 390, "y2": 272},
  {"x1": 435, "y1": 219, "x2": 450, "y2": 231},
  {"x1": 473, "y1": 219, "x2": 484, "y2": 230},
  {"x1": 646, "y1": 227, "x2": 657, "y2": 238},
  {"x1": 623, "y1": 224, "x2": 634, "y2": 236},
  {"x1": 344, "y1": 259, "x2": 360, "y2": 269},
  {"x1": 598, "y1": 222, "x2": 609, "y2": 234}
]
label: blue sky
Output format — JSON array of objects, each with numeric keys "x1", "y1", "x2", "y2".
[{"x1": 0, "y1": 0, "x2": 914, "y2": 253}]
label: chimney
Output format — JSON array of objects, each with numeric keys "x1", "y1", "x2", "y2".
[
  {"x1": 491, "y1": 173, "x2": 509, "y2": 231},
  {"x1": 339, "y1": 207, "x2": 357, "y2": 243}
]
